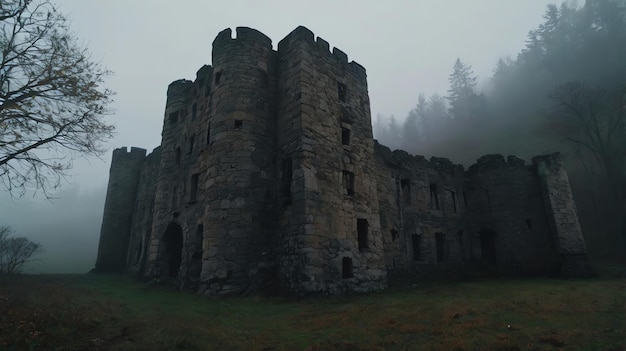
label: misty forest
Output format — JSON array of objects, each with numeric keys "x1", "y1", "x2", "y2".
[{"x1": 374, "y1": 0, "x2": 626, "y2": 261}]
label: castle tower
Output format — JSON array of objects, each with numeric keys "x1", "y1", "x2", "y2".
[
  {"x1": 95, "y1": 146, "x2": 146, "y2": 272},
  {"x1": 275, "y1": 27, "x2": 386, "y2": 293},
  {"x1": 198, "y1": 27, "x2": 279, "y2": 294}
]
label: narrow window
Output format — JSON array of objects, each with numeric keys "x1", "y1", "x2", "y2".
[
  {"x1": 343, "y1": 170, "x2": 354, "y2": 196},
  {"x1": 450, "y1": 191, "x2": 457, "y2": 212},
  {"x1": 206, "y1": 124, "x2": 211, "y2": 145},
  {"x1": 197, "y1": 224, "x2": 204, "y2": 241},
  {"x1": 430, "y1": 184, "x2": 440, "y2": 210},
  {"x1": 175, "y1": 147, "x2": 181, "y2": 165},
  {"x1": 214, "y1": 71, "x2": 222, "y2": 85},
  {"x1": 391, "y1": 229, "x2": 398, "y2": 242},
  {"x1": 281, "y1": 157, "x2": 293, "y2": 205},
  {"x1": 190, "y1": 174, "x2": 199, "y2": 202},
  {"x1": 412, "y1": 234, "x2": 421, "y2": 261},
  {"x1": 342, "y1": 257, "x2": 353, "y2": 278},
  {"x1": 435, "y1": 232, "x2": 445, "y2": 261},
  {"x1": 234, "y1": 120, "x2": 242, "y2": 129},
  {"x1": 337, "y1": 82, "x2": 347, "y2": 102},
  {"x1": 188, "y1": 135, "x2": 195, "y2": 154},
  {"x1": 191, "y1": 103, "x2": 197, "y2": 120},
  {"x1": 169, "y1": 111, "x2": 179, "y2": 124},
  {"x1": 401, "y1": 179, "x2": 411, "y2": 205},
  {"x1": 341, "y1": 127, "x2": 351, "y2": 146},
  {"x1": 357, "y1": 218, "x2": 368, "y2": 251}
]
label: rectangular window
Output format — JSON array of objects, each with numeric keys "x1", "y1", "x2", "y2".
[
  {"x1": 343, "y1": 170, "x2": 354, "y2": 196},
  {"x1": 450, "y1": 191, "x2": 457, "y2": 212},
  {"x1": 341, "y1": 127, "x2": 351, "y2": 146},
  {"x1": 430, "y1": 184, "x2": 440, "y2": 210},
  {"x1": 190, "y1": 174, "x2": 199, "y2": 202},
  {"x1": 357, "y1": 218, "x2": 368, "y2": 251},
  {"x1": 412, "y1": 234, "x2": 421, "y2": 261},
  {"x1": 401, "y1": 179, "x2": 411, "y2": 205},
  {"x1": 214, "y1": 71, "x2": 222, "y2": 85},
  {"x1": 342, "y1": 257, "x2": 353, "y2": 279},
  {"x1": 234, "y1": 120, "x2": 242, "y2": 129},
  {"x1": 206, "y1": 124, "x2": 211, "y2": 145},
  {"x1": 337, "y1": 82, "x2": 347, "y2": 102}
]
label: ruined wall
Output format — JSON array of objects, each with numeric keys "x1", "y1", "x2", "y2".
[
  {"x1": 95, "y1": 147, "x2": 146, "y2": 272},
  {"x1": 465, "y1": 155, "x2": 560, "y2": 275},
  {"x1": 276, "y1": 27, "x2": 385, "y2": 294}
]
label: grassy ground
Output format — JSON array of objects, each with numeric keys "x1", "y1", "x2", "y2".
[{"x1": 0, "y1": 274, "x2": 624, "y2": 351}]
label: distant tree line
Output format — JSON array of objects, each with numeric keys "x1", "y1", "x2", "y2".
[{"x1": 373, "y1": 0, "x2": 626, "y2": 260}]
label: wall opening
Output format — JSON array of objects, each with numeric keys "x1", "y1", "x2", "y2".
[
  {"x1": 234, "y1": 120, "x2": 242, "y2": 129},
  {"x1": 411, "y1": 234, "x2": 421, "y2": 261},
  {"x1": 450, "y1": 191, "x2": 457, "y2": 212},
  {"x1": 435, "y1": 232, "x2": 445, "y2": 261},
  {"x1": 191, "y1": 103, "x2": 197, "y2": 120},
  {"x1": 188, "y1": 224, "x2": 203, "y2": 282},
  {"x1": 343, "y1": 170, "x2": 355, "y2": 196},
  {"x1": 188, "y1": 135, "x2": 195, "y2": 154},
  {"x1": 280, "y1": 157, "x2": 292, "y2": 205},
  {"x1": 342, "y1": 257, "x2": 353, "y2": 278},
  {"x1": 401, "y1": 179, "x2": 411, "y2": 205},
  {"x1": 480, "y1": 230, "x2": 497, "y2": 266},
  {"x1": 175, "y1": 147, "x2": 181, "y2": 165},
  {"x1": 341, "y1": 127, "x2": 351, "y2": 146},
  {"x1": 169, "y1": 111, "x2": 179, "y2": 124},
  {"x1": 190, "y1": 174, "x2": 199, "y2": 202},
  {"x1": 214, "y1": 71, "x2": 222, "y2": 85},
  {"x1": 162, "y1": 222, "x2": 183, "y2": 278},
  {"x1": 391, "y1": 229, "x2": 398, "y2": 242},
  {"x1": 206, "y1": 124, "x2": 211, "y2": 145},
  {"x1": 430, "y1": 184, "x2": 440, "y2": 210},
  {"x1": 525, "y1": 219, "x2": 533, "y2": 230},
  {"x1": 357, "y1": 218, "x2": 368, "y2": 251},
  {"x1": 337, "y1": 82, "x2": 347, "y2": 102}
]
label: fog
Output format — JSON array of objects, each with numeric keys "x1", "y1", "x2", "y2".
[{"x1": 1, "y1": 0, "x2": 623, "y2": 272}]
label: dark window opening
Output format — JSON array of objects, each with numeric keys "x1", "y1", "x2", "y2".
[
  {"x1": 430, "y1": 184, "x2": 440, "y2": 210},
  {"x1": 188, "y1": 135, "x2": 195, "y2": 154},
  {"x1": 412, "y1": 234, "x2": 421, "y2": 261},
  {"x1": 401, "y1": 179, "x2": 411, "y2": 205},
  {"x1": 337, "y1": 82, "x2": 347, "y2": 102},
  {"x1": 463, "y1": 191, "x2": 468, "y2": 207},
  {"x1": 175, "y1": 147, "x2": 181, "y2": 165},
  {"x1": 234, "y1": 120, "x2": 242, "y2": 129},
  {"x1": 190, "y1": 173, "x2": 199, "y2": 202},
  {"x1": 169, "y1": 111, "x2": 179, "y2": 124},
  {"x1": 214, "y1": 71, "x2": 222, "y2": 85},
  {"x1": 357, "y1": 218, "x2": 368, "y2": 251},
  {"x1": 342, "y1": 257, "x2": 353, "y2": 279},
  {"x1": 191, "y1": 103, "x2": 197, "y2": 119},
  {"x1": 343, "y1": 170, "x2": 354, "y2": 196},
  {"x1": 341, "y1": 127, "x2": 351, "y2": 146},
  {"x1": 435, "y1": 232, "x2": 445, "y2": 261},
  {"x1": 480, "y1": 230, "x2": 497, "y2": 265},
  {"x1": 450, "y1": 191, "x2": 457, "y2": 212},
  {"x1": 197, "y1": 224, "x2": 204, "y2": 242},
  {"x1": 162, "y1": 222, "x2": 183, "y2": 278},
  {"x1": 391, "y1": 229, "x2": 398, "y2": 242},
  {"x1": 281, "y1": 157, "x2": 293, "y2": 205},
  {"x1": 525, "y1": 219, "x2": 533, "y2": 230},
  {"x1": 206, "y1": 124, "x2": 211, "y2": 145}
]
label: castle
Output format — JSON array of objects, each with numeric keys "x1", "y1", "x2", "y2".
[{"x1": 95, "y1": 26, "x2": 591, "y2": 295}]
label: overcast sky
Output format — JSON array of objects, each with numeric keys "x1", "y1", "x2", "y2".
[{"x1": 1, "y1": 0, "x2": 557, "y2": 273}]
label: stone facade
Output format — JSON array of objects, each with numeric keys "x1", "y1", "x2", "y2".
[{"x1": 95, "y1": 26, "x2": 591, "y2": 295}]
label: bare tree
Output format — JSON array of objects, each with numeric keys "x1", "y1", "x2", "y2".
[
  {"x1": 0, "y1": 225, "x2": 41, "y2": 274},
  {"x1": 0, "y1": 0, "x2": 114, "y2": 198}
]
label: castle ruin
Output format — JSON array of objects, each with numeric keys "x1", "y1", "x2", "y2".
[{"x1": 95, "y1": 26, "x2": 591, "y2": 295}]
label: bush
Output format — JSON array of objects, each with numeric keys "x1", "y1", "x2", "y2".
[{"x1": 0, "y1": 225, "x2": 42, "y2": 274}]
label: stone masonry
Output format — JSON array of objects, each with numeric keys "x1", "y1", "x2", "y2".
[{"x1": 95, "y1": 26, "x2": 592, "y2": 295}]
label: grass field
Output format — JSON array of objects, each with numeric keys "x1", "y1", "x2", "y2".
[{"x1": 0, "y1": 274, "x2": 624, "y2": 351}]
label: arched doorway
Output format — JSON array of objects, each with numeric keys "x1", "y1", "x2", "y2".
[
  {"x1": 479, "y1": 229, "x2": 497, "y2": 266},
  {"x1": 162, "y1": 222, "x2": 183, "y2": 277}
]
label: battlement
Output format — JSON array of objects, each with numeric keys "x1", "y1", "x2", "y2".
[
  {"x1": 213, "y1": 27, "x2": 273, "y2": 51},
  {"x1": 167, "y1": 79, "x2": 192, "y2": 98},
  {"x1": 112, "y1": 146, "x2": 147, "y2": 158},
  {"x1": 278, "y1": 26, "x2": 366, "y2": 79}
]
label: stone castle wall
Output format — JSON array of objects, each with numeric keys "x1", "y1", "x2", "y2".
[{"x1": 95, "y1": 26, "x2": 591, "y2": 294}]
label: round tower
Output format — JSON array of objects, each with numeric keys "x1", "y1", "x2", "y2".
[
  {"x1": 200, "y1": 27, "x2": 278, "y2": 294},
  {"x1": 95, "y1": 146, "x2": 146, "y2": 272}
]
